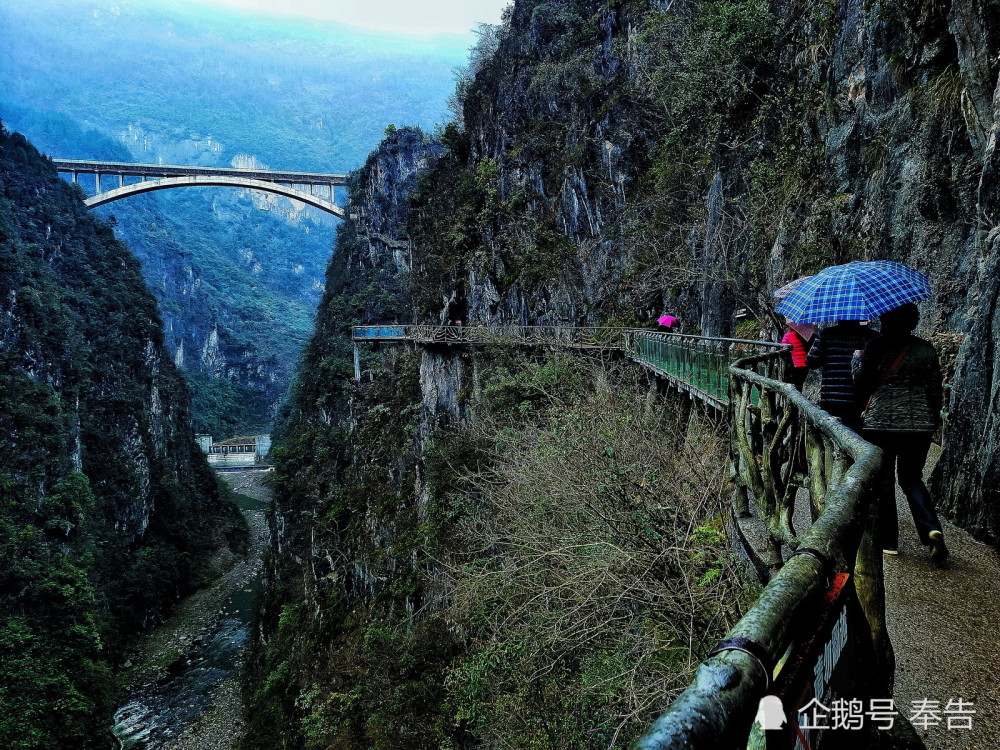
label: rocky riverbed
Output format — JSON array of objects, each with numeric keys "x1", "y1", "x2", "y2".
[{"x1": 113, "y1": 470, "x2": 271, "y2": 750}]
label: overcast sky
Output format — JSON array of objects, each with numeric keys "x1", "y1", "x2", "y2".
[{"x1": 196, "y1": 0, "x2": 511, "y2": 35}]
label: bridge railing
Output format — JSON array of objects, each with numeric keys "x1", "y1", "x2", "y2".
[
  {"x1": 353, "y1": 326, "x2": 787, "y2": 408},
  {"x1": 406, "y1": 324, "x2": 631, "y2": 348},
  {"x1": 353, "y1": 325, "x2": 408, "y2": 340},
  {"x1": 623, "y1": 331, "x2": 787, "y2": 408},
  {"x1": 634, "y1": 348, "x2": 885, "y2": 748},
  {"x1": 353, "y1": 324, "x2": 632, "y2": 348}
]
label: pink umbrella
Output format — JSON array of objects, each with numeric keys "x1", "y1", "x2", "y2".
[{"x1": 657, "y1": 315, "x2": 678, "y2": 328}]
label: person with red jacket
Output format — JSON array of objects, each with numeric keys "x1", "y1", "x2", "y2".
[{"x1": 782, "y1": 318, "x2": 810, "y2": 391}]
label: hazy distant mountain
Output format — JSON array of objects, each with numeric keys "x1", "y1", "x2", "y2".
[
  {"x1": 1, "y1": 0, "x2": 470, "y2": 168},
  {"x1": 0, "y1": 0, "x2": 471, "y2": 434}
]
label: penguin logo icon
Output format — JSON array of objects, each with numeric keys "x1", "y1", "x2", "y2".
[{"x1": 755, "y1": 695, "x2": 787, "y2": 731}]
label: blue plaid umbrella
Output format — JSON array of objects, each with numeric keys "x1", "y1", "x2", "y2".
[
  {"x1": 775, "y1": 261, "x2": 931, "y2": 324},
  {"x1": 773, "y1": 275, "x2": 812, "y2": 301}
]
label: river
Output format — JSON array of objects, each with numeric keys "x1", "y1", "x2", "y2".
[{"x1": 112, "y1": 470, "x2": 271, "y2": 750}]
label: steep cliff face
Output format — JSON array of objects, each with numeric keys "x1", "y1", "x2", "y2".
[
  {"x1": 243, "y1": 129, "x2": 445, "y2": 749},
  {"x1": 249, "y1": 118, "x2": 743, "y2": 748},
  {"x1": 250, "y1": 0, "x2": 1000, "y2": 747},
  {"x1": 0, "y1": 101, "x2": 331, "y2": 438},
  {"x1": 404, "y1": 0, "x2": 1000, "y2": 538},
  {"x1": 928, "y1": 2, "x2": 1000, "y2": 538},
  {"x1": 104, "y1": 190, "x2": 331, "y2": 436},
  {"x1": 0, "y1": 124, "x2": 245, "y2": 748}
]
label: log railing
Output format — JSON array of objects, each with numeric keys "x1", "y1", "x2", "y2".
[{"x1": 634, "y1": 348, "x2": 886, "y2": 749}]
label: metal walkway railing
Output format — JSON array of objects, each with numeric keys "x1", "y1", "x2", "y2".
[
  {"x1": 353, "y1": 325, "x2": 888, "y2": 748},
  {"x1": 352, "y1": 326, "x2": 781, "y2": 407},
  {"x1": 623, "y1": 331, "x2": 785, "y2": 409}
]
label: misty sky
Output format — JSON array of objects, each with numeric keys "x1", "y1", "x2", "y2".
[{"x1": 198, "y1": 0, "x2": 511, "y2": 35}]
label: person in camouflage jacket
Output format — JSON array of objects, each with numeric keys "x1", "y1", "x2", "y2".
[{"x1": 852, "y1": 303, "x2": 948, "y2": 563}]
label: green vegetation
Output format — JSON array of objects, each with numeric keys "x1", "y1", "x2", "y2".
[
  {"x1": 245, "y1": 139, "x2": 754, "y2": 740},
  {"x1": 243, "y1": 4, "x2": 786, "y2": 747},
  {"x1": 437, "y1": 359, "x2": 750, "y2": 748},
  {"x1": 0, "y1": 123, "x2": 246, "y2": 748},
  {"x1": 247, "y1": 326, "x2": 752, "y2": 748}
]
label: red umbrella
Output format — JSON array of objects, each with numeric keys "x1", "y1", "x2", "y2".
[{"x1": 786, "y1": 319, "x2": 816, "y2": 342}]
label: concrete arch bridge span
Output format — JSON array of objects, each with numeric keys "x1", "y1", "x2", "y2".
[
  {"x1": 83, "y1": 175, "x2": 346, "y2": 218},
  {"x1": 51, "y1": 159, "x2": 349, "y2": 219}
]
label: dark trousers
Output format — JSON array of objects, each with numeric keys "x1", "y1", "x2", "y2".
[
  {"x1": 822, "y1": 402, "x2": 863, "y2": 433},
  {"x1": 790, "y1": 367, "x2": 808, "y2": 391},
  {"x1": 864, "y1": 430, "x2": 942, "y2": 549}
]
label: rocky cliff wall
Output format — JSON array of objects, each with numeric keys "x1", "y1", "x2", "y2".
[
  {"x1": 248, "y1": 1, "x2": 1000, "y2": 747},
  {"x1": 0, "y1": 123, "x2": 245, "y2": 748},
  {"x1": 249, "y1": 117, "x2": 739, "y2": 748},
  {"x1": 105, "y1": 189, "x2": 330, "y2": 437},
  {"x1": 404, "y1": 0, "x2": 1000, "y2": 539}
]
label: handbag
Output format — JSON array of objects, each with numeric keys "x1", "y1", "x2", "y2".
[{"x1": 862, "y1": 342, "x2": 912, "y2": 416}]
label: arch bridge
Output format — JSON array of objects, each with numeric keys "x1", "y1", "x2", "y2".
[{"x1": 52, "y1": 158, "x2": 349, "y2": 218}]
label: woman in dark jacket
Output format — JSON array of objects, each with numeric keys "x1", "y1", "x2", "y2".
[
  {"x1": 806, "y1": 320, "x2": 876, "y2": 430},
  {"x1": 852, "y1": 303, "x2": 947, "y2": 563}
]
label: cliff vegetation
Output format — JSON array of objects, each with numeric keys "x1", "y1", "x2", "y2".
[{"x1": 0, "y1": 123, "x2": 246, "y2": 748}]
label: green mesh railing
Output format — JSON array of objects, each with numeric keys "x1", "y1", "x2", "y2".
[{"x1": 624, "y1": 331, "x2": 786, "y2": 407}]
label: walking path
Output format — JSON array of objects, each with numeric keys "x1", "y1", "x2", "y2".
[
  {"x1": 354, "y1": 325, "x2": 999, "y2": 745},
  {"x1": 884, "y1": 447, "x2": 1000, "y2": 749}
]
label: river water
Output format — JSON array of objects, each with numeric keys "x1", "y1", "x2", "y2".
[{"x1": 112, "y1": 472, "x2": 269, "y2": 749}]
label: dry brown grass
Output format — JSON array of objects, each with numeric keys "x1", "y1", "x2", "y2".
[{"x1": 436, "y1": 366, "x2": 754, "y2": 748}]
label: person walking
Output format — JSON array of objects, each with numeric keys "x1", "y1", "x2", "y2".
[
  {"x1": 853, "y1": 303, "x2": 947, "y2": 562},
  {"x1": 806, "y1": 319, "x2": 876, "y2": 430},
  {"x1": 781, "y1": 317, "x2": 810, "y2": 391},
  {"x1": 656, "y1": 314, "x2": 678, "y2": 333}
]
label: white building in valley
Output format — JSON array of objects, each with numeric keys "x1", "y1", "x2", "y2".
[{"x1": 197, "y1": 434, "x2": 271, "y2": 465}]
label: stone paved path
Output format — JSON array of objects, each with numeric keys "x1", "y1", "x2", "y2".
[{"x1": 884, "y1": 449, "x2": 1000, "y2": 750}]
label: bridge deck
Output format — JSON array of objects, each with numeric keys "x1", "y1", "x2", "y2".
[{"x1": 52, "y1": 158, "x2": 347, "y2": 185}]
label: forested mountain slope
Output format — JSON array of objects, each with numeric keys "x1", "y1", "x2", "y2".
[
  {"x1": 0, "y1": 0, "x2": 470, "y2": 434},
  {"x1": 250, "y1": 0, "x2": 1000, "y2": 747},
  {"x1": 246, "y1": 127, "x2": 746, "y2": 749},
  {"x1": 0, "y1": 123, "x2": 245, "y2": 748}
]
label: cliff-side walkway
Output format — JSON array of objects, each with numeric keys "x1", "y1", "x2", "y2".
[
  {"x1": 885, "y1": 447, "x2": 1000, "y2": 749},
  {"x1": 353, "y1": 325, "x2": 997, "y2": 746}
]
